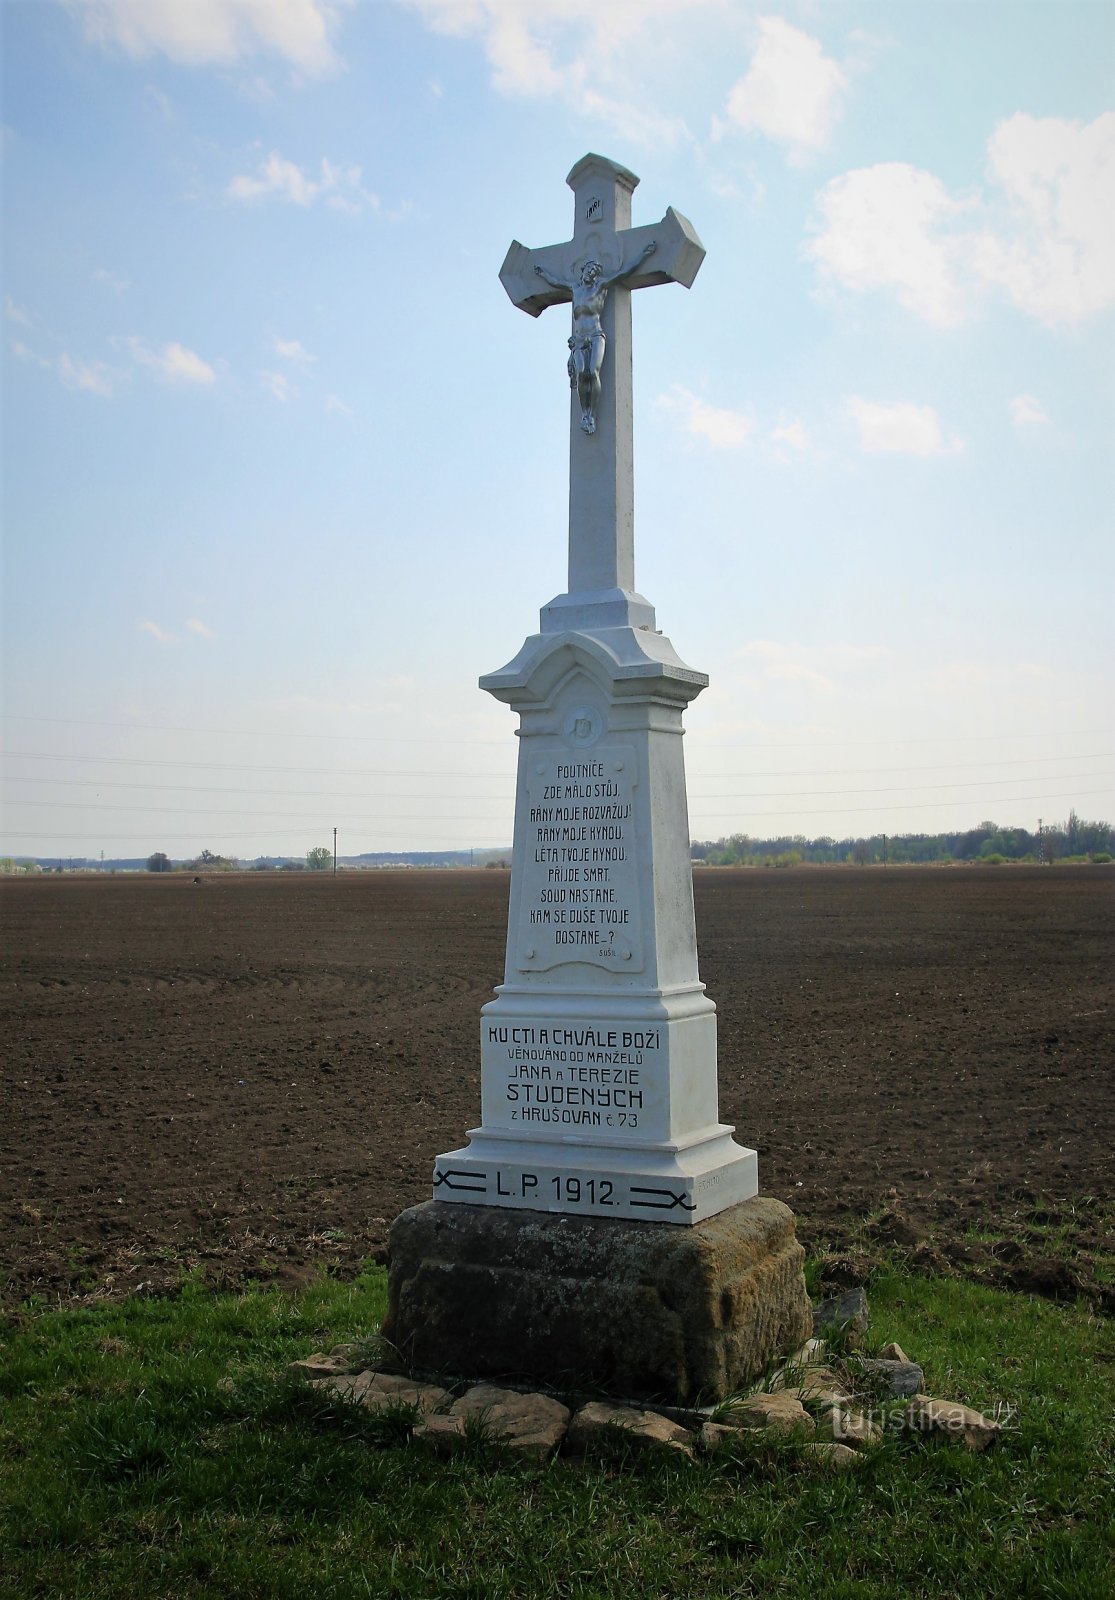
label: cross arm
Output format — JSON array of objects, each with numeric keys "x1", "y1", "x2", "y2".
[
  {"x1": 613, "y1": 208, "x2": 706, "y2": 293},
  {"x1": 499, "y1": 206, "x2": 705, "y2": 318},
  {"x1": 499, "y1": 240, "x2": 575, "y2": 318}
]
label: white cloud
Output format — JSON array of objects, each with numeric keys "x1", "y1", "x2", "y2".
[
  {"x1": 57, "y1": 352, "x2": 120, "y2": 397},
  {"x1": 845, "y1": 396, "x2": 964, "y2": 457},
  {"x1": 736, "y1": 641, "x2": 835, "y2": 696},
  {"x1": 734, "y1": 639, "x2": 893, "y2": 699},
  {"x1": 68, "y1": 0, "x2": 347, "y2": 77},
  {"x1": 809, "y1": 162, "x2": 972, "y2": 327},
  {"x1": 138, "y1": 620, "x2": 178, "y2": 644},
  {"x1": 185, "y1": 617, "x2": 216, "y2": 639},
  {"x1": 12, "y1": 337, "x2": 122, "y2": 397},
  {"x1": 722, "y1": 16, "x2": 847, "y2": 162},
  {"x1": 260, "y1": 370, "x2": 297, "y2": 402},
  {"x1": 972, "y1": 112, "x2": 1115, "y2": 325},
  {"x1": 226, "y1": 150, "x2": 376, "y2": 212},
  {"x1": 127, "y1": 338, "x2": 217, "y2": 384},
  {"x1": 271, "y1": 336, "x2": 315, "y2": 367},
  {"x1": 1009, "y1": 393, "x2": 1050, "y2": 429},
  {"x1": 325, "y1": 392, "x2": 353, "y2": 416},
  {"x1": 228, "y1": 151, "x2": 317, "y2": 204},
  {"x1": 768, "y1": 417, "x2": 810, "y2": 456},
  {"x1": 4, "y1": 294, "x2": 33, "y2": 328},
  {"x1": 402, "y1": 0, "x2": 694, "y2": 146},
  {"x1": 95, "y1": 268, "x2": 131, "y2": 293},
  {"x1": 809, "y1": 113, "x2": 1115, "y2": 328},
  {"x1": 657, "y1": 385, "x2": 752, "y2": 449}
]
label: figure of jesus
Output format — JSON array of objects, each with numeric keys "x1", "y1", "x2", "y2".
[{"x1": 535, "y1": 241, "x2": 657, "y2": 434}]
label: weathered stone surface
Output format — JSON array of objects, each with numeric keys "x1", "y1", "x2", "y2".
[
  {"x1": 318, "y1": 1370, "x2": 451, "y2": 1416},
  {"x1": 802, "y1": 1442, "x2": 862, "y2": 1470},
  {"x1": 879, "y1": 1341, "x2": 910, "y2": 1364},
  {"x1": 789, "y1": 1337, "x2": 827, "y2": 1366},
  {"x1": 567, "y1": 1401, "x2": 694, "y2": 1455},
  {"x1": 905, "y1": 1395, "x2": 1002, "y2": 1452},
  {"x1": 315, "y1": 1372, "x2": 369, "y2": 1400},
  {"x1": 287, "y1": 1350, "x2": 356, "y2": 1379},
  {"x1": 359, "y1": 1373, "x2": 452, "y2": 1416},
  {"x1": 772, "y1": 1365, "x2": 848, "y2": 1402},
  {"x1": 720, "y1": 1392, "x2": 815, "y2": 1436},
  {"x1": 820, "y1": 1404, "x2": 883, "y2": 1448},
  {"x1": 698, "y1": 1420, "x2": 739, "y2": 1453},
  {"x1": 383, "y1": 1197, "x2": 812, "y2": 1405},
  {"x1": 412, "y1": 1414, "x2": 467, "y2": 1451},
  {"x1": 448, "y1": 1384, "x2": 571, "y2": 1457},
  {"x1": 811, "y1": 1288, "x2": 869, "y2": 1345},
  {"x1": 856, "y1": 1357, "x2": 924, "y2": 1397}
]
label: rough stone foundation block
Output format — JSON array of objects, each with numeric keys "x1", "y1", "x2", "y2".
[{"x1": 382, "y1": 1196, "x2": 811, "y2": 1406}]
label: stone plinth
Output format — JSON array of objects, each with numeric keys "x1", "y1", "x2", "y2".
[
  {"x1": 383, "y1": 1196, "x2": 811, "y2": 1406},
  {"x1": 434, "y1": 623, "x2": 757, "y2": 1225}
]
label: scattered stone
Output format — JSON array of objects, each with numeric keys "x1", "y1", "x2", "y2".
[
  {"x1": 817, "y1": 1404, "x2": 883, "y2": 1448},
  {"x1": 316, "y1": 1369, "x2": 451, "y2": 1417},
  {"x1": 287, "y1": 1350, "x2": 359, "y2": 1379},
  {"x1": 810, "y1": 1288, "x2": 869, "y2": 1346},
  {"x1": 697, "y1": 1420, "x2": 739, "y2": 1454},
  {"x1": 412, "y1": 1414, "x2": 467, "y2": 1452},
  {"x1": 905, "y1": 1395, "x2": 1002, "y2": 1452},
  {"x1": 782, "y1": 1336, "x2": 827, "y2": 1369},
  {"x1": 314, "y1": 1372, "x2": 367, "y2": 1400},
  {"x1": 795, "y1": 1367, "x2": 851, "y2": 1402},
  {"x1": 719, "y1": 1392, "x2": 815, "y2": 1436},
  {"x1": 359, "y1": 1372, "x2": 452, "y2": 1416},
  {"x1": 879, "y1": 1341, "x2": 910, "y2": 1363},
  {"x1": 446, "y1": 1384, "x2": 571, "y2": 1458},
  {"x1": 802, "y1": 1442, "x2": 863, "y2": 1470},
  {"x1": 566, "y1": 1401, "x2": 695, "y2": 1456},
  {"x1": 856, "y1": 1357, "x2": 925, "y2": 1397}
]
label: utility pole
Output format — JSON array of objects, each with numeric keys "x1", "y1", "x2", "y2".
[
  {"x1": 333, "y1": 827, "x2": 338, "y2": 877},
  {"x1": 1037, "y1": 818, "x2": 1044, "y2": 866}
]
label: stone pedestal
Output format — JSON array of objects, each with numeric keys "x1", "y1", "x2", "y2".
[
  {"x1": 433, "y1": 621, "x2": 758, "y2": 1224},
  {"x1": 383, "y1": 1197, "x2": 812, "y2": 1406}
]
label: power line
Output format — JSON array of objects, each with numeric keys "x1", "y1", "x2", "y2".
[
  {"x1": 5, "y1": 771, "x2": 1110, "y2": 820},
  {"x1": 1, "y1": 713, "x2": 508, "y2": 746},
  {"x1": 3, "y1": 711, "x2": 1106, "y2": 751},
  {"x1": 1, "y1": 751, "x2": 508, "y2": 781},
  {"x1": 3, "y1": 748, "x2": 1110, "y2": 786}
]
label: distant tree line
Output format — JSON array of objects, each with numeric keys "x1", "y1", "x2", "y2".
[{"x1": 691, "y1": 811, "x2": 1112, "y2": 867}]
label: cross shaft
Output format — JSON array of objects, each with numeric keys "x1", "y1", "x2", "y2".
[{"x1": 500, "y1": 155, "x2": 705, "y2": 624}]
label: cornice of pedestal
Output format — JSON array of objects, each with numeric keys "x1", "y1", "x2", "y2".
[{"x1": 479, "y1": 618, "x2": 708, "y2": 711}]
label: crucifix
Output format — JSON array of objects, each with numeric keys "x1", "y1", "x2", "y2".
[
  {"x1": 500, "y1": 154, "x2": 705, "y2": 604},
  {"x1": 390, "y1": 151, "x2": 798, "y2": 1404}
]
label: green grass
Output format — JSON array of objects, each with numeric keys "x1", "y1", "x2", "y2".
[{"x1": 2, "y1": 1265, "x2": 1113, "y2": 1599}]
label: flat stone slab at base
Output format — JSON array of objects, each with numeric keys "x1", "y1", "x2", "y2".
[{"x1": 382, "y1": 1195, "x2": 811, "y2": 1406}]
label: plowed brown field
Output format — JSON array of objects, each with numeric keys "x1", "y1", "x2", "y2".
[{"x1": 2, "y1": 866, "x2": 1111, "y2": 1312}]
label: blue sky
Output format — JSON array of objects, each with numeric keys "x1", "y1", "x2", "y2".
[{"x1": 2, "y1": 0, "x2": 1112, "y2": 860}]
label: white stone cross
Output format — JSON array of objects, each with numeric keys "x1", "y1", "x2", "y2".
[{"x1": 500, "y1": 155, "x2": 704, "y2": 622}]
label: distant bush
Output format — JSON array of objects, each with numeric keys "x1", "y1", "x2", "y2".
[{"x1": 1091, "y1": 851, "x2": 1113, "y2": 864}]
